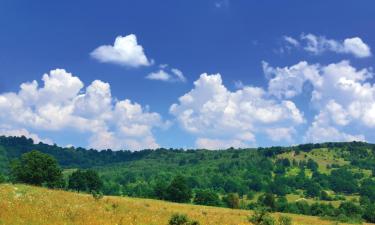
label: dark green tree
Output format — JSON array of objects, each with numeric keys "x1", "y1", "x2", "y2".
[
  {"x1": 11, "y1": 150, "x2": 64, "y2": 188},
  {"x1": 193, "y1": 189, "x2": 221, "y2": 206},
  {"x1": 223, "y1": 193, "x2": 240, "y2": 209},
  {"x1": 68, "y1": 169, "x2": 103, "y2": 193},
  {"x1": 166, "y1": 175, "x2": 192, "y2": 203}
]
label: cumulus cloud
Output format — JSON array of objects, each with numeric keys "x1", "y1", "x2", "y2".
[
  {"x1": 0, "y1": 69, "x2": 164, "y2": 150},
  {"x1": 170, "y1": 73, "x2": 304, "y2": 149},
  {"x1": 265, "y1": 60, "x2": 375, "y2": 142},
  {"x1": 91, "y1": 34, "x2": 152, "y2": 67},
  {"x1": 146, "y1": 65, "x2": 186, "y2": 82},
  {"x1": 282, "y1": 33, "x2": 371, "y2": 58},
  {"x1": 0, "y1": 128, "x2": 53, "y2": 145}
]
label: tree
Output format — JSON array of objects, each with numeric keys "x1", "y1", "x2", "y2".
[
  {"x1": 363, "y1": 204, "x2": 375, "y2": 223},
  {"x1": 193, "y1": 189, "x2": 221, "y2": 206},
  {"x1": 223, "y1": 193, "x2": 240, "y2": 209},
  {"x1": 166, "y1": 175, "x2": 192, "y2": 203},
  {"x1": 68, "y1": 169, "x2": 103, "y2": 193},
  {"x1": 258, "y1": 193, "x2": 276, "y2": 211},
  {"x1": 304, "y1": 181, "x2": 321, "y2": 198},
  {"x1": 153, "y1": 179, "x2": 169, "y2": 200},
  {"x1": 11, "y1": 150, "x2": 64, "y2": 188},
  {"x1": 0, "y1": 172, "x2": 5, "y2": 183},
  {"x1": 307, "y1": 159, "x2": 319, "y2": 172}
]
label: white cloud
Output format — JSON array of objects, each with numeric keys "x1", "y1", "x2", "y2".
[
  {"x1": 265, "y1": 60, "x2": 375, "y2": 142},
  {"x1": 170, "y1": 73, "x2": 304, "y2": 148},
  {"x1": 146, "y1": 66, "x2": 186, "y2": 82},
  {"x1": 215, "y1": 0, "x2": 229, "y2": 8},
  {"x1": 196, "y1": 138, "x2": 248, "y2": 150},
  {"x1": 283, "y1": 36, "x2": 300, "y2": 47},
  {"x1": 0, "y1": 128, "x2": 53, "y2": 145},
  {"x1": 282, "y1": 33, "x2": 371, "y2": 58},
  {"x1": 0, "y1": 69, "x2": 164, "y2": 151},
  {"x1": 146, "y1": 70, "x2": 171, "y2": 81},
  {"x1": 91, "y1": 34, "x2": 152, "y2": 67}
]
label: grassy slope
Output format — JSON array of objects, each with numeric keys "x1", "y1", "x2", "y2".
[{"x1": 1, "y1": 184, "x2": 373, "y2": 225}]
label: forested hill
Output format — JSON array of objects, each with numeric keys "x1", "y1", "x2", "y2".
[{"x1": 0, "y1": 135, "x2": 375, "y2": 173}]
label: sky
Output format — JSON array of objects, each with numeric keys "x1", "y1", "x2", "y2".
[{"x1": 0, "y1": 0, "x2": 375, "y2": 150}]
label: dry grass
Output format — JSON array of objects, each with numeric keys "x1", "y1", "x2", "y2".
[{"x1": 0, "y1": 184, "x2": 373, "y2": 225}]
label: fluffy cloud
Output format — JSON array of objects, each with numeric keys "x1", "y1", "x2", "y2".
[
  {"x1": 0, "y1": 128, "x2": 53, "y2": 145},
  {"x1": 170, "y1": 73, "x2": 304, "y2": 149},
  {"x1": 146, "y1": 66, "x2": 186, "y2": 82},
  {"x1": 91, "y1": 34, "x2": 152, "y2": 67},
  {"x1": 0, "y1": 69, "x2": 164, "y2": 150},
  {"x1": 265, "y1": 60, "x2": 375, "y2": 142},
  {"x1": 283, "y1": 33, "x2": 371, "y2": 58}
]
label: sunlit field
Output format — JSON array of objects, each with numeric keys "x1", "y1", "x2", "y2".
[{"x1": 1, "y1": 184, "x2": 373, "y2": 225}]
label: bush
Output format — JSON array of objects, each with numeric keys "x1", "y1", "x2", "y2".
[
  {"x1": 248, "y1": 208, "x2": 275, "y2": 225},
  {"x1": 92, "y1": 191, "x2": 104, "y2": 201},
  {"x1": 223, "y1": 193, "x2": 240, "y2": 209},
  {"x1": 168, "y1": 213, "x2": 199, "y2": 225},
  {"x1": 278, "y1": 215, "x2": 292, "y2": 225}
]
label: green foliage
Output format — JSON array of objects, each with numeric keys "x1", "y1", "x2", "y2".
[
  {"x1": 363, "y1": 204, "x2": 375, "y2": 223},
  {"x1": 223, "y1": 193, "x2": 240, "y2": 209},
  {"x1": 193, "y1": 189, "x2": 221, "y2": 206},
  {"x1": 10, "y1": 150, "x2": 64, "y2": 188},
  {"x1": 165, "y1": 175, "x2": 192, "y2": 203},
  {"x1": 92, "y1": 190, "x2": 104, "y2": 201},
  {"x1": 0, "y1": 172, "x2": 5, "y2": 183},
  {"x1": 248, "y1": 208, "x2": 276, "y2": 225},
  {"x1": 168, "y1": 213, "x2": 200, "y2": 225},
  {"x1": 278, "y1": 215, "x2": 292, "y2": 225},
  {"x1": 68, "y1": 169, "x2": 103, "y2": 193}
]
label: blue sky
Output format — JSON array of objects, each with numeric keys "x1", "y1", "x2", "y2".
[{"x1": 0, "y1": 0, "x2": 375, "y2": 150}]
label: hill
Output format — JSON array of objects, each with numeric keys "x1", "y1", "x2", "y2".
[
  {"x1": 0, "y1": 136, "x2": 375, "y2": 223},
  {"x1": 1, "y1": 183, "x2": 374, "y2": 225}
]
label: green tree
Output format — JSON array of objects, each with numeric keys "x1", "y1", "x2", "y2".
[
  {"x1": 223, "y1": 193, "x2": 240, "y2": 209},
  {"x1": 11, "y1": 150, "x2": 64, "y2": 188},
  {"x1": 193, "y1": 189, "x2": 221, "y2": 206},
  {"x1": 363, "y1": 204, "x2": 375, "y2": 223},
  {"x1": 166, "y1": 175, "x2": 192, "y2": 203},
  {"x1": 68, "y1": 169, "x2": 103, "y2": 193},
  {"x1": 258, "y1": 193, "x2": 276, "y2": 211}
]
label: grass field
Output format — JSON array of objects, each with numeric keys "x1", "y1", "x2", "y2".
[
  {"x1": 1, "y1": 184, "x2": 374, "y2": 225},
  {"x1": 278, "y1": 148, "x2": 350, "y2": 174}
]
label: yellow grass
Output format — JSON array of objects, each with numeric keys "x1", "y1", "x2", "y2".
[{"x1": 0, "y1": 184, "x2": 373, "y2": 225}]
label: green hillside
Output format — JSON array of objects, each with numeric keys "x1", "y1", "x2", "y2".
[{"x1": 0, "y1": 136, "x2": 375, "y2": 223}]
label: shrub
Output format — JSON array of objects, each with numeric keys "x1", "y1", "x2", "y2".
[
  {"x1": 278, "y1": 215, "x2": 292, "y2": 225},
  {"x1": 92, "y1": 191, "x2": 103, "y2": 201},
  {"x1": 223, "y1": 193, "x2": 240, "y2": 209},
  {"x1": 248, "y1": 208, "x2": 275, "y2": 225},
  {"x1": 168, "y1": 213, "x2": 199, "y2": 225}
]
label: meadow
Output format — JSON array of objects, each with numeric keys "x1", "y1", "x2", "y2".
[{"x1": 1, "y1": 183, "x2": 374, "y2": 225}]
